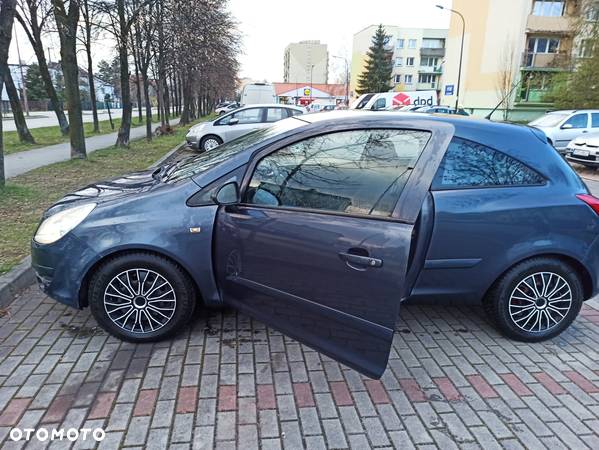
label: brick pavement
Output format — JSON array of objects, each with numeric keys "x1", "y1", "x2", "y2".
[{"x1": 1, "y1": 286, "x2": 599, "y2": 449}]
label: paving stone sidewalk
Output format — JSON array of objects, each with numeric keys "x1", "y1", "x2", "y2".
[{"x1": 1, "y1": 286, "x2": 599, "y2": 449}]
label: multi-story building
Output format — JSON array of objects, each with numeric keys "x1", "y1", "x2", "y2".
[
  {"x1": 350, "y1": 25, "x2": 448, "y2": 98},
  {"x1": 440, "y1": 0, "x2": 589, "y2": 119},
  {"x1": 283, "y1": 40, "x2": 328, "y2": 84}
]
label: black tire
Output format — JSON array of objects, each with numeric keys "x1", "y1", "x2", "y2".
[
  {"x1": 484, "y1": 257, "x2": 583, "y2": 342},
  {"x1": 200, "y1": 135, "x2": 223, "y2": 152},
  {"x1": 88, "y1": 252, "x2": 196, "y2": 342}
]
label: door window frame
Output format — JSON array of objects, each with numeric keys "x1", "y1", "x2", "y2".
[{"x1": 234, "y1": 120, "x2": 454, "y2": 225}]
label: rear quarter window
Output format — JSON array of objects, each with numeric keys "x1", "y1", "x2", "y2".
[{"x1": 432, "y1": 137, "x2": 545, "y2": 190}]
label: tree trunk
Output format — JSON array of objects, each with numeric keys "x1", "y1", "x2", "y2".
[
  {"x1": 131, "y1": 39, "x2": 143, "y2": 124},
  {"x1": 0, "y1": 0, "x2": 18, "y2": 187},
  {"x1": 85, "y1": 41, "x2": 99, "y2": 133},
  {"x1": 172, "y1": 74, "x2": 179, "y2": 116},
  {"x1": 180, "y1": 76, "x2": 191, "y2": 125},
  {"x1": 115, "y1": 0, "x2": 131, "y2": 147},
  {"x1": 163, "y1": 79, "x2": 170, "y2": 126},
  {"x1": 142, "y1": 72, "x2": 152, "y2": 141},
  {"x1": 3, "y1": 66, "x2": 35, "y2": 143},
  {"x1": 53, "y1": 0, "x2": 86, "y2": 159}
]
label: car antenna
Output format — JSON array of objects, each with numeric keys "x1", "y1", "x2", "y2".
[{"x1": 485, "y1": 78, "x2": 525, "y2": 121}]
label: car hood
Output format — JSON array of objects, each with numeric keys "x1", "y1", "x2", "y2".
[
  {"x1": 572, "y1": 133, "x2": 599, "y2": 147},
  {"x1": 45, "y1": 168, "x2": 168, "y2": 217},
  {"x1": 187, "y1": 122, "x2": 211, "y2": 135}
]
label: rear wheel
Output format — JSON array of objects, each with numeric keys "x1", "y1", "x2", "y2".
[
  {"x1": 485, "y1": 258, "x2": 583, "y2": 342},
  {"x1": 88, "y1": 252, "x2": 196, "y2": 342},
  {"x1": 200, "y1": 135, "x2": 222, "y2": 152}
]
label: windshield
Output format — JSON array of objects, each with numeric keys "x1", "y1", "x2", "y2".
[
  {"x1": 164, "y1": 117, "x2": 306, "y2": 182},
  {"x1": 530, "y1": 113, "x2": 569, "y2": 127}
]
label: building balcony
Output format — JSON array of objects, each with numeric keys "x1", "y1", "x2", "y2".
[
  {"x1": 521, "y1": 51, "x2": 572, "y2": 71},
  {"x1": 526, "y1": 14, "x2": 573, "y2": 34},
  {"x1": 417, "y1": 82, "x2": 439, "y2": 90},
  {"x1": 418, "y1": 66, "x2": 443, "y2": 74},
  {"x1": 420, "y1": 47, "x2": 446, "y2": 57}
]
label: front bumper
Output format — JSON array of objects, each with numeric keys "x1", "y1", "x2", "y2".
[
  {"x1": 565, "y1": 149, "x2": 599, "y2": 166},
  {"x1": 185, "y1": 134, "x2": 200, "y2": 150},
  {"x1": 31, "y1": 232, "x2": 97, "y2": 309}
]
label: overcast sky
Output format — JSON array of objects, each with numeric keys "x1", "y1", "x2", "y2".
[{"x1": 7, "y1": 0, "x2": 451, "y2": 83}]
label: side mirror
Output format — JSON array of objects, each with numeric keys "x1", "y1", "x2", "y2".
[
  {"x1": 212, "y1": 181, "x2": 240, "y2": 205},
  {"x1": 561, "y1": 123, "x2": 573, "y2": 129},
  {"x1": 228, "y1": 118, "x2": 239, "y2": 126}
]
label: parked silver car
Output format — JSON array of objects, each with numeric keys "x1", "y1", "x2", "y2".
[
  {"x1": 529, "y1": 110, "x2": 599, "y2": 153},
  {"x1": 186, "y1": 104, "x2": 305, "y2": 151},
  {"x1": 565, "y1": 131, "x2": 599, "y2": 167}
]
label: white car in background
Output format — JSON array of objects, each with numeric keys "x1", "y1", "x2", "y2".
[
  {"x1": 186, "y1": 104, "x2": 305, "y2": 152},
  {"x1": 565, "y1": 131, "x2": 599, "y2": 168},
  {"x1": 529, "y1": 110, "x2": 599, "y2": 153},
  {"x1": 215, "y1": 102, "x2": 239, "y2": 115}
]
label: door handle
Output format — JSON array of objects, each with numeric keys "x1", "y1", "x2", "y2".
[{"x1": 338, "y1": 252, "x2": 383, "y2": 269}]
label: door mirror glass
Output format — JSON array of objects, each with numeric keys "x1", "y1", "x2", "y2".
[
  {"x1": 212, "y1": 182, "x2": 240, "y2": 205},
  {"x1": 228, "y1": 118, "x2": 239, "y2": 126},
  {"x1": 561, "y1": 123, "x2": 573, "y2": 129}
]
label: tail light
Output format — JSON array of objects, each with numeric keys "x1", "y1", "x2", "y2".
[{"x1": 576, "y1": 194, "x2": 599, "y2": 215}]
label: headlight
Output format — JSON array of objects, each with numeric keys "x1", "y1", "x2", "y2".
[{"x1": 34, "y1": 203, "x2": 96, "y2": 245}]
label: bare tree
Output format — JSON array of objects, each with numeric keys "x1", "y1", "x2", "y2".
[
  {"x1": 16, "y1": 0, "x2": 69, "y2": 135},
  {"x1": 52, "y1": 0, "x2": 86, "y2": 158},
  {"x1": 495, "y1": 39, "x2": 518, "y2": 121},
  {"x1": 1, "y1": 0, "x2": 19, "y2": 187},
  {"x1": 79, "y1": 0, "x2": 101, "y2": 132},
  {"x1": 2, "y1": 65, "x2": 35, "y2": 143}
]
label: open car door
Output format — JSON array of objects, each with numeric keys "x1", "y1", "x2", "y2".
[{"x1": 214, "y1": 121, "x2": 452, "y2": 378}]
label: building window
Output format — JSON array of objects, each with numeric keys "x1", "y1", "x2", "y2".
[
  {"x1": 408, "y1": 39, "x2": 417, "y2": 49},
  {"x1": 422, "y1": 38, "x2": 445, "y2": 49},
  {"x1": 581, "y1": 39, "x2": 595, "y2": 57},
  {"x1": 527, "y1": 37, "x2": 560, "y2": 54},
  {"x1": 532, "y1": 1, "x2": 565, "y2": 17},
  {"x1": 396, "y1": 39, "x2": 404, "y2": 49},
  {"x1": 395, "y1": 57, "x2": 403, "y2": 67},
  {"x1": 406, "y1": 57, "x2": 415, "y2": 66},
  {"x1": 394, "y1": 74, "x2": 401, "y2": 83},
  {"x1": 404, "y1": 74, "x2": 413, "y2": 84},
  {"x1": 420, "y1": 57, "x2": 438, "y2": 67},
  {"x1": 418, "y1": 74, "x2": 435, "y2": 84}
]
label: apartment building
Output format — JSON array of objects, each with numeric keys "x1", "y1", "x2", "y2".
[
  {"x1": 283, "y1": 40, "x2": 328, "y2": 84},
  {"x1": 350, "y1": 25, "x2": 448, "y2": 98},
  {"x1": 440, "y1": 0, "x2": 589, "y2": 118}
]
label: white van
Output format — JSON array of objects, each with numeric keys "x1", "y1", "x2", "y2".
[
  {"x1": 352, "y1": 91, "x2": 438, "y2": 111},
  {"x1": 241, "y1": 83, "x2": 277, "y2": 105}
]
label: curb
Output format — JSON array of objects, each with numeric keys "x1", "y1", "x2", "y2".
[
  {"x1": 0, "y1": 140, "x2": 188, "y2": 311},
  {"x1": 0, "y1": 257, "x2": 35, "y2": 309}
]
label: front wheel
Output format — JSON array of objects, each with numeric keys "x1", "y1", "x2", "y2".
[
  {"x1": 200, "y1": 135, "x2": 222, "y2": 152},
  {"x1": 88, "y1": 252, "x2": 196, "y2": 342},
  {"x1": 485, "y1": 258, "x2": 584, "y2": 342}
]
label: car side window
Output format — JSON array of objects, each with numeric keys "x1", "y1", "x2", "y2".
[
  {"x1": 219, "y1": 108, "x2": 263, "y2": 125},
  {"x1": 432, "y1": 137, "x2": 544, "y2": 190},
  {"x1": 245, "y1": 129, "x2": 431, "y2": 217},
  {"x1": 592, "y1": 113, "x2": 599, "y2": 128},
  {"x1": 287, "y1": 108, "x2": 302, "y2": 117},
  {"x1": 372, "y1": 98, "x2": 386, "y2": 110},
  {"x1": 563, "y1": 113, "x2": 588, "y2": 129},
  {"x1": 266, "y1": 108, "x2": 285, "y2": 123}
]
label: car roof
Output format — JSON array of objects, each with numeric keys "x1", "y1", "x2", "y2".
[{"x1": 546, "y1": 109, "x2": 599, "y2": 114}]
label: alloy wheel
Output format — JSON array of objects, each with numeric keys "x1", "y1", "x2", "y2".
[
  {"x1": 103, "y1": 268, "x2": 177, "y2": 334},
  {"x1": 204, "y1": 138, "x2": 220, "y2": 150},
  {"x1": 508, "y1": 271, "x2": 572, "y2": 333}
]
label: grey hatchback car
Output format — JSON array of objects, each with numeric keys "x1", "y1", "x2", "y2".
[{"x1": 32, "y1": 112, "x2": 599, "y2": 378}]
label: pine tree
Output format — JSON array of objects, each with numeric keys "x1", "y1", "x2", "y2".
[
  {"x1": 24, "y1": 63, "x2": 47, "y2": 100},
  {"x1": 356, "y1": 25, "x2": 393, "y2": 95}
]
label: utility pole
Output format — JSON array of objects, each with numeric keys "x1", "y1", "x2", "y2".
[
  {"x1": 436, "y1": 4, "x2": 465, "y2": 112},
  {"x1": 14, "y1": 26, "x2": 29, "y2": 116},
  {"x1": 333, "y1": 55, "x2": 349, "y2": 106}
]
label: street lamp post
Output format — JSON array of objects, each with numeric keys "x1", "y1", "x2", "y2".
[
  {"x1": 436, "y1": 4, "x2": 465, "y2": 112},
  {"x1": 309, "y1": 64, "x2": 315, "y2": 99},
  {"x1": 333, "y1": 55, "x2": 349, "y2": 106}
]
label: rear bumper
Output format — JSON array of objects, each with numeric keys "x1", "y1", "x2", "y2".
[{"x1": 31, "y1": 233, "x2": 97, "y2": 309}]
